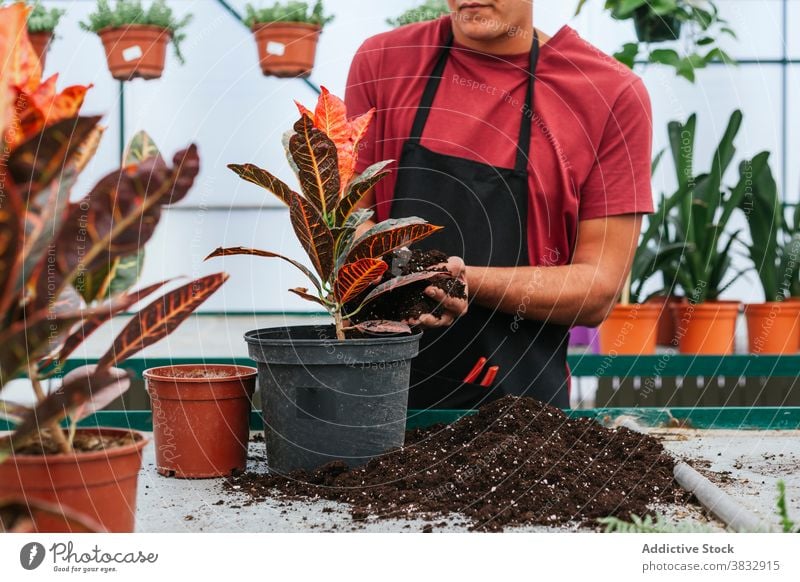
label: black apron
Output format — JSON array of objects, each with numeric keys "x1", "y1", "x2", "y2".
[{"x1": 390, "y1": 31, "x2": 570, "y2": 410}]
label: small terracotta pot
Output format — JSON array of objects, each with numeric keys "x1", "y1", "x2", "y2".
[
  {"x1": 599, "y1": 303, "x2": 661, "y2": 355},
  {"x1": 671, "y1": 301, "x2": 741, "y2": 355},
  {"x1": 28, "y1": 30, "x2": 53, "y2": 69},
  {"x1": 0, "y1": 428, "x2": 148, "y2": 533},
  {"x1": 97, "y1": 24, "x2": 170, "y2": 81},
  {"x1": 745, "y1": 301, "x2": 800, "y2": 355},
  {"x1": 252, "y1": 22, "x2": 321, "y2": 78},
  {"x1": 646, "y1": 294, "x2": 683, "y2": 347},
  {"x1": 145, "y1": 364, "x2": 257, "y2": 479}
]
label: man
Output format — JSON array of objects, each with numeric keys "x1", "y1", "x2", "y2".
[{"x1": 345, "y1": 0, "x2": 652, "y2": 409}]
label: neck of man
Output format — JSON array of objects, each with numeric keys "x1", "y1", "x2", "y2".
[{"x1": 450, "y1": 15, "x2": 550, "y2": 55}]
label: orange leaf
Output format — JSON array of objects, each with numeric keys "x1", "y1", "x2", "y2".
[
  {"x1": 346, "y1": 220, "x2": 443, "y2": 263},
  {"x1": 335, "y1": 258, "x2": 388, "y2": 304},
  {"x1": 294, "y1": 100, "x2": 315, "y2": 122}
]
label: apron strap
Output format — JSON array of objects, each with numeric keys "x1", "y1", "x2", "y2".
[
  {"x1": 515, "y1": 30, "x2": 540, "y2": 173},
  {"x1": 408, "y1": 29, "x2": 542, "y2": 173},
  {"x1": 408, "y1": 33, "x2": 455, "y2": 143}
]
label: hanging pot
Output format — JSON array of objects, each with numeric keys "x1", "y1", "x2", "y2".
[
  {"x1": 28, "y1": 30, "x2": 53, "y2": 69},
  {"x1": 0, "y1": 428, "x2": 148, "y2": 533},
  {"x1": 97, "y1": 24, "x2": 170, "y2": 81},
  {"x1": 144, "y1": 364, "x2": 257, "y2": 479},
  {"x1": 671, "y1": 301, "x2": 741, "y2": 355},
  {"x1": 599, "y1": 303, "x2": 661, "y2": 355},
  {"x1": 745, "y1": 301, "x2": 800, "y2": 355},
  {"x1": 633, "y1": 6, "x2": 682, "y2": 43},
  {"x1": 251, "y1": 22, "x2": 321, "y2": 78}
]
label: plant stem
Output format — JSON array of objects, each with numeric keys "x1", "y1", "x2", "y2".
[
  {"x1": 334, "y1": 310, "x2": 345, "y2": 341},
  {"x1": 28, "y1": 365, "x2": 71, "y2": 455}
]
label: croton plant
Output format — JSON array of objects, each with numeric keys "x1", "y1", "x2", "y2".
[
  {"x1": 0, "y1": 2, "x2": 225, "y2": 488},
  {"x1": 208, "y1": 88, "x2": 448, "y2": 340}
]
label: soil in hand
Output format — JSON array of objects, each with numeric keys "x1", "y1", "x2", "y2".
[
  {"x1": 352, "y1": 249, "x2": 467, "y2": 322},
  {"x1": 223, "y1": 396, "x2": 685, "y2": 531}
]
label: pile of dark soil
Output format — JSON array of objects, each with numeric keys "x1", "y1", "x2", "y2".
[
  {"x1": 352, "y1": 249, "x2": 467, "y2": 322},
  {"x1": 223, "y1": 396, "x2": 685, "y2": 531}
]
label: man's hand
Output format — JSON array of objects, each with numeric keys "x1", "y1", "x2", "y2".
[{"x1": 407, "y1": 256, "x2": 469, "y2": 328}]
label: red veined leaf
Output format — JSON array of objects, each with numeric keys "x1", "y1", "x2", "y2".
[
  {"x1": 289, "y1": 114, "x2": 340, "y2": 217},
  {"x1": 8, "y1": 116, "x2": 101, "y2": 200},
  {"x1": 72, "y1": 125, "x2": 105, "y2": 174},
  {"x1": 96, "y1": 272, "x2": 228, "y2": 370},
  {"x1": 333, "y1": 160, "x2": 392, "y2": 225},
  {"x1": 289, "y1": 195, "x2": 336, "y2": 282},
  {"x1": 334, "y1": 258, "x2": 388, "y2": 304},
  {"x1": 0, "y1": 180, "x2": 24, "y2": 314},
  {"x1": 227, "y1": 163, "x2": 298, "y2": 207},
  {"x1": 288, "y1": 287, "x2": 327, "y2": 307},
  {"x1": 345, "y1": 218, "x2": 443, "y2": 263},
  {"x1": 61, "y1": 365, "x2": 130, "y2": 423},
  {"x1": 313, "y1": 87, "x2": 354, "y2": 193},
  {"x1": 294, "y1": 100, "x2": 314, "y2": 122},
  {"x1": 205, "y1": 246, "x2": 322, "y2": 293},
  {"x1": 359, "y1": 271, "x2": 442, "y2": 307},
  {"x1": 41, "y1": 280, "x2": 173, "y2": 368},
  {"x1": 0, "y1": 401, "x2": 29, "y2": 425},
  {"x1": 3, "y1": 367, "x2": 119, "y2": 450},
  {"x1": 54, "y1": 145, "x2": 200, "y2": 284},
  {"x1": 0, "y1": 498, "x2": 107, "y2": 533},
  {"x1": 350, "y1": 108, "x2": 375, "y2": 148},
  {"x1": 351, "y1": 320, "x2": 412, "y2": 335}
]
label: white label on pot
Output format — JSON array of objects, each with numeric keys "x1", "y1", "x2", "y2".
[
  {"x1": 266, "y1": 41, "x2": 286, "y2": 56},
  {"x1": 122, "y1": 45, "x2": 143, "y2": 62}
]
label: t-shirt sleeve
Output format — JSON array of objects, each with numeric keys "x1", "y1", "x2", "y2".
[
  {"x1": 579, "y1": 78, "x2": 654, "y2": 220},
  {"x1": 345, "y1": 39, "x2": 379, "y2": 174}
]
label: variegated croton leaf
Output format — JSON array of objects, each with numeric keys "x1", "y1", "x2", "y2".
[
  {"x1": 288, "y1": 195, "x2": 335, "y2": 282},
  {"x1": 335, "y1": 258, "x2": 388, "y2": 304},
  {"x1": 289, "y1": 114, "x2": 340, "y2": 218},
  {"x1": 345, "y1": 217, "x2": 443, "y2": 264}
]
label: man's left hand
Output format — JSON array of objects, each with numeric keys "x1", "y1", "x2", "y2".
[{"x1": 407, "y1": 256, "x2": 469, "y2": 328}]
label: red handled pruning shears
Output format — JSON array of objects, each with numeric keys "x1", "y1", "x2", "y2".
[{"x1": 463, "y1": 357, "x2": 499, "y2": 387}]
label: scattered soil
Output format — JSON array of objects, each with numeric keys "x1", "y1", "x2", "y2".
[
  {"x1": 223, "y1": 396, "x2": 685, "y2": 531},
  {"x1": 351, "y1": 249, "x2": 467, "y2": 322},
  {"x1": 14, "y1": 429, "x2": 141, "y2": 456}
]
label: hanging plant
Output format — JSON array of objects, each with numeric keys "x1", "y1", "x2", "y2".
[
  {"x1": 0, "y1": 1, "x2": 65, "y2": 68},
  {"x1": 80, "y1": 0, "x2": 192, "y2": 81},
  {"x1": 244, "y1": 1, "x2": 334, "y2": 78},
  {"x1": 386, "y1": 0, "x2": 450, "y2": 28},
  {"x1": 575, "y1": 0, "x2": 736, "y2": 82}
]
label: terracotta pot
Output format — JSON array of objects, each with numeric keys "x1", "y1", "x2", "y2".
[
  {"x1": 97, "y1": 24, "x2": 170, "y2": 81},
  {"x1": 144, "y1": 364, "x2": 257, "y2": 479},
  {"x1": 0, "y1": 428, "x2": 147, "y2": 533},
  {"x1": 252, "y1": 22, "x2": 321, "y2": 78},
  {"x1": 671, "y1": 301, "x2": 741, "y2": 355},
  {"x1": 745, "y1": 301, "x2": 800, "y2": 355},
  {"x1": 28, "y1": 30, "x2": 52, "y2": 69},
  {"x1": 646, "y1": 295, "x2": 683, "y2": 347},
  {"x1": 599, "y1": 303, "x2": 661, "y2": 355}
]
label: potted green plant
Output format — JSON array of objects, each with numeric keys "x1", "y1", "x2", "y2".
[
  {"x1": 245, "y1": 0, "x2": 333, "y2": 78},
  {"x1": 0, "y1": 13, "x2": 225, "y2": 531},
  {"x1": 17, "y1": 0, "x2": 65, "y2": 68},
  {"x1": 206, "y1": 88, "x2": 453, "y2": 473},
  {"x1": 659, "y1": 110, "x2": 751, "y2": 354},
  {"x1": 575, "y1": 0, "x2": 735, "y2": 82},
  {"x1": 80, "y1": 0, "x2": 192, "y2": 81},
  {"x1": 738, "y1": 153, "x2": 800, "y2": 354},
  {"x1": 386, "y1": 0, "x2": 450, "y2": 27}
]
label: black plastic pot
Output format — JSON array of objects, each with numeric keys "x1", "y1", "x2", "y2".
[
  {"x1": 633, "y1": 6, "x2": 682, "y2": 43},
  {"x1": 245, "y1": 325, "x2": 422, "y2": 473}
]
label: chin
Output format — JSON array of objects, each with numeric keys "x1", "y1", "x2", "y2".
[{"x1": 458, "y1": 22, "x2": 507, "y2": 42}]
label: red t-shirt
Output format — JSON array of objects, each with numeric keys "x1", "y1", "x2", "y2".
[{"x1": 345, "y1": 18, "x2": 654, "y2": 266}]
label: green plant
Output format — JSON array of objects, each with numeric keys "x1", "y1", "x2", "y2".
[
  {"x1": 0, "y1": 1, "x2": 64, "y2": 33},
  {"x1": 244, "y1": 1, "x2": 334, "y2": 27},
  {"x1": 575, "y1": 0, "x2": 735, "y2": 82},
  {"x1": 79, "y1": 0, "x2": 193, "y2": 64},
  {"x1": 653, "y1": 110, "x2": 753, "y2": 303},
  {"x1": 386, "y1": 0, "x2": 449, "y2": 28},
  {"x1": 599, "y1": 514, "x2": 718, "y2": 533},
  {"x1": 207, "y1": 87, "x2": 447, "y2": 340},
  {"x1": 776, "y1": 481, "x2": 798, "y2": 533},
  {"x1": 737, "y1": 154, "x2": 800, "y2": 302}
]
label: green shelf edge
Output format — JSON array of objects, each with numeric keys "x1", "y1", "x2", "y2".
[
  {"x1": 5, "y1": 406, "x2": 794, "y2": 433},
  {"x1": 51, "y1": 354, "x2": 800, "y2": 379}
]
